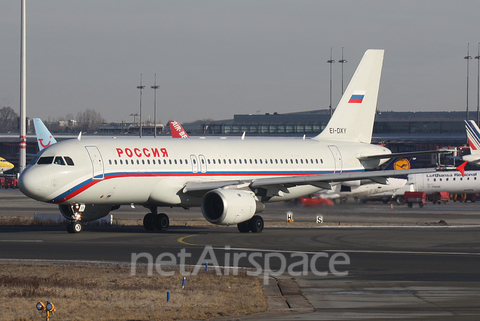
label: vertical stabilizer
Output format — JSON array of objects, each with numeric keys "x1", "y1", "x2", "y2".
[
  {"x1": 33, "y1": 118, "x2": 57, "y2": 151},
  {"x1": 463, "y1": 120, "x2": 480, "y2": 163},
  {"x1": 465, "y1": 120, "x2": 480, "y2": 152},
  {"x1": 314, "y1": 49, "x2": 384, "y2": 143},
  {"x1": 169, "y1": 120, "x2": 190, "y2": 138}
]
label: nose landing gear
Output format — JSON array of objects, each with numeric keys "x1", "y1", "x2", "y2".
[{"x1": 66, "y1": 221, "x2": 83, "y2": 233}]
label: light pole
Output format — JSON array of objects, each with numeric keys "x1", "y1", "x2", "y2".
[
  {"x1": 129, "y1": 113, "x2": 138, "y2": 126},
  {"x1": 151, "y1": 74, "x2": 160, "y2": 138},
  {"x1": 19, "y1": 0, "x2": 27, "y2": 174},
  {"x1": 137, "y1": 74, "x2": 145, "y2": 137},
  {"x1": 338, "y1": 47, "x2": 347, "y2": 95},
  {"x1": 475, "y1": 43, "x2": 480, "y2": 124},
  {"x1": 327, "y1": 47, "x2": 335, "y2": 116},
  {"x1": 465, "y1": 43, "x2": 472, "y2": 121}
]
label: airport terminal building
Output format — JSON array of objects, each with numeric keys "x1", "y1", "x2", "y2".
[{"x1": 0, "y1": 110, "x2": 471, "y2": 172}]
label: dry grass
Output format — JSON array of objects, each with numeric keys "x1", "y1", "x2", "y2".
[{"x1": 0, "y1": 262, "x2": 267, "y2": 321}]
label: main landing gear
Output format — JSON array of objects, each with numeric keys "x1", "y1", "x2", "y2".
[
  {"x1": 66, "y1": 221, "x2": 83, "y2": 233},
  {"x1": 143, "y1": 213, "x2": 170, "y2": 231},
  {"x1": 237, "y1": 215, "x2": 264, "y2": 233}
]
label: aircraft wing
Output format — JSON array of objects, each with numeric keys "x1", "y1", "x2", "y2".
[
  {"x1": 358, "y1": 149, "x2": 452, "y2": 160},
  {"x1": 182, "y1": 167, "x2": 436, "y2": 193}
]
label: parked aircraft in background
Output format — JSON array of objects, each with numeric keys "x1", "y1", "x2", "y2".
[
  {"x1": 169, "y1": 121, "x2": 189, "y2": 138},
  {"x1": 19, "y1": 49, "x2": 440, "y2": 233},
  {"x1": 0, "y1": 157, "x2": 14, "y2": 173},
  {"x1": 33, "y1": 118, "x2": 57, "y2": 151},
  {"x1": 463, "y1": 120, "x2": 480, "y2": 164},
  {"x1": 318, "y1": 157, "x2": 415, "y2": 203}
]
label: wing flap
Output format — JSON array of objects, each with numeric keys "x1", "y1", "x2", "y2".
[{"x1": 182, "y1": 168, "x2": 436, "y2": 194}]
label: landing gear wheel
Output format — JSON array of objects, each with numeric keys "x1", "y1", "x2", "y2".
[
  {"x1": 395, "y1": 196, "x2": 404, "y2": 205},
  {"x1": 237, "y1": 221, "x2": 250, "y2": 233},
  {"x1": 67, "y1": 221, "x2": 83, "y2": 233},
  {"x1": 143, "y1": 213, "x2": 156, "y2": 231},
  {"x1": 154, "y1": 213, "x2": 169, "y2": 230},
  {"x1": 248, "y1": 215, "x2": 264, "y2": 233}
]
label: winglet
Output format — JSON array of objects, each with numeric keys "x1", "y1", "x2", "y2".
[{"x1": 457, "y1": 161, "x2": 467, "y2": 177}]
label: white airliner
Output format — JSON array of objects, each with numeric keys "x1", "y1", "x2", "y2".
[
  {"x1": 0, "y1": 157, "x2": 14, "y2": 173},
  {"x1": 19, "y1": 49, "x2": 438, "y2": 233}
]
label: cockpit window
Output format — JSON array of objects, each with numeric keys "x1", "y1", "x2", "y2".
[
  {"x1": 37, "y1": 156, "x2": 54, "y2": 165},
  {"x1": 64, "y1": 157, "x2": 74, "y2": 166},
  {"x1": 54, "y1": 156, "x2": 65, "y2": 165}
]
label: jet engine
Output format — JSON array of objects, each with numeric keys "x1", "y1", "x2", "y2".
[
  {"x1": 201, "y1": 189, "x2": 264, "y2": 225},
  {"x1": 59, "y1": 204, "x2": 113, "y2": 222}
]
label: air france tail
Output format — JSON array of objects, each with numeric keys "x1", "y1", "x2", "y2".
[
  {"x1": 33, "y1": 118, "x2": 57, "y2": 151},
  {"x1": 315, "y1": 49, "x2": 384, "y2": 143},
  {"x1": 463, "y1": 120, "x2": 480, "y2": 163}
]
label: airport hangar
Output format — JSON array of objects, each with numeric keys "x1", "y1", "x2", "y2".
[{"x1": 0, "y1": 110, "x2": 471, "y2": 173}]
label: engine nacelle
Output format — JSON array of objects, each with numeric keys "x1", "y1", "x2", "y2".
[
  {"x1": 59, "y1": 204, "x2": 113, "y2": 222},
  {"x1": 201, "y1": 189, "x2": 264, "y2": 225}
]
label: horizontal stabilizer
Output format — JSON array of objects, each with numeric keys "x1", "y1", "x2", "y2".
[{"x1": 358, "y1": 149, "x2": 452, "y2": 161}]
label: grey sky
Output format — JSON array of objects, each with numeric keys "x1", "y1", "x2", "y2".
[{"x1": 1, "y1": 1, "x2": 480, "y2": 124}]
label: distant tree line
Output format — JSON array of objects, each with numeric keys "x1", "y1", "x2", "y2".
[{"x1": 0, "y1": 107, "x2": 105, "y2": 133}]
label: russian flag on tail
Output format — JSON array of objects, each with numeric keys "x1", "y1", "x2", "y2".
[{"x1": 348, "y1": 90, "x2": 366, "y2": 103}]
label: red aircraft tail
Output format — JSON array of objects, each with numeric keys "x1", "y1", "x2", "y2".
[{"x1": 169, "y1": 121, "x2": 189, "y2": 138}]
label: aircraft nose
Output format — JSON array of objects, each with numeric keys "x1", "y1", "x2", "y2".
[{"x1": 18, "y1": 168, "x2": 49, "y2": 201}]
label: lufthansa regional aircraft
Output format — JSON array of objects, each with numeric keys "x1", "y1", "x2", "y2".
[{"x1": 18, "y1": 49, "x2": 438, "y2": 233}]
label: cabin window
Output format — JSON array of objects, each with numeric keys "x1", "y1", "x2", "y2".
[
  {"x1": 120, "y1": 160, "x2": 123, "y2": 165},
  {"x1": 185, "y1": 159, "x2": 188, "y2": 165},
  {"x1": 142, "y1": 160, "x2": 145, "y2": 165},
  {"x1": 174, "y1": 160, "x2": 177, "y2": 165},
  {"x1": 109, "y1": 160, "x2": 112, "y2": 165},
  {"x1": 147, "y1": 160, "x2": 150, "y2": 165},
  {"x1": 37, "y1": 156, "x2": 54, "y2": 165},
  {"x1": 180, "y1": 159, "x2": 183, "y2": 165},
  {"x1": 114, "y1": 160, "x2": 118, "y2": 165}
]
